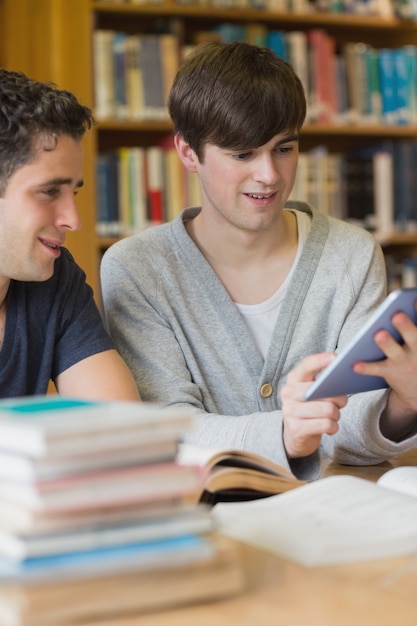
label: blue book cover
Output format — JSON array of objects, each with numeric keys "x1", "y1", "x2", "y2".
[
  {"x1": 96, "y1": 151, "x2": 121, "y2": 237},
  {"x1": 266, "y1": 31, "x2": 288, "y2": 62},
  {"x1": 213, "y1": 23, "x2": 246, "y2": 44},
  {"x1": 404, "y1": 45, "x2": 417, "y2": 124},
  {"x1": 378, "y1": 48, "x2": 397, "y2": 125},
  {"x1": 393, "y1": 47, "x2": 411, "y2": 125},
  {"x1": 0, "y1": 534, "x2": 215, "y2": 583},
  {"x1": 0, "y1": 396, "x2": 97, "y2": 416}
]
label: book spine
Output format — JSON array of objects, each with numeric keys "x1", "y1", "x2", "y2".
[
  {"x1": 96, "y1": 152, "x2": 121, "y2": 237},
  {"x1": 141, "y1": 35, "x2": 169, "y2": 119},
  {"x1": 373, "y1": 147, "x2": 394, "y2": 236},
  {"x1": 112, "y1": 32, "x2": 129, "y2": 120},
  {"x1": 93, "y1": 30, "x2": 116, "y2": 120},
  {"x1": 125, "y1": 34, "x2": 145, "y2": 120},
  {"x1": 146, "y1": 146, "x2": 165, "y2": 224},
  {"x1": 378, "y1": 48, "x2": 397, "y2": 125}
]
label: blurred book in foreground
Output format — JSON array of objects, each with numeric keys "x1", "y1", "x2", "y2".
[{"x1": 0, "y1": 396, "x2": 243, "y2": 623}]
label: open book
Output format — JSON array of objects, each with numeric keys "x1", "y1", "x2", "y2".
[
  {"x1": 177, "y1": 444, "x2": 305, "y2": 505},
  {"x1": 213, "y1": 466, "x2": 417, "y2": 567}
]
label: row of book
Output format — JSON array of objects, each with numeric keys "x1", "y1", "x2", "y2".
[
  {"x1": 204, "y1": 25, "x2": 417, "y2": 126},
  {"x1": 96, "y1": 138, "x2": 417, "y2": 238},
  {"x1": 93, "y1": 30, "x2": 180, "y2": 121},
  {"x1": 291, "y1": 140, "x2": 417, "y2": 236},
  {"x1": 386, "y1": 255, "x2": 417, "y2": 291},
  {"x1": 0, "y1": 396, "x2": 243, "y2": 624},
  {"x1": 96, "y1": 137, "x2": 201, "y2": 237},
  {"x1": 98, "y1": 0, "x2": 414, "y2": 19},
  {"x1": 93, "y1": 25, "x2": 417, "y2": 127}
]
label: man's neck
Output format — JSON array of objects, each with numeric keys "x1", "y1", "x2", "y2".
[{"x1": 185, "y1": 209, "x2": 299, "y2": 305}]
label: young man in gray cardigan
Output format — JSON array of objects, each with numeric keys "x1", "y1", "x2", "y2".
[{"x1": 101, "y1": 42, "x2": 417, "y2": 479}]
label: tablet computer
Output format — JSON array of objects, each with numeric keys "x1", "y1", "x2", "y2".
[{"x1": 304, "y1": 288, "x2": 417, "y2": 401}]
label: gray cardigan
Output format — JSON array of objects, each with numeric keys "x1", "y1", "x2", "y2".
[{"x1": 101, "y1": 202, "x2": 417, "y2": 480}]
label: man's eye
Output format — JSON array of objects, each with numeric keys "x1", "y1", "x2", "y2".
[
  {"x1": 43, "y1": 188, "x2": 59, "y2": 197},
  {"x1": 277, "y1": 145, "x2": 295, "y2": 155},
  {"x1": 233, "y1": 152, "x2": 251, "y2": 161}
]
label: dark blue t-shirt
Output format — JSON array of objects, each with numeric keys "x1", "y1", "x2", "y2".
[{"x1": 0, "y1": 248, "x2": 114, "y2": 397}]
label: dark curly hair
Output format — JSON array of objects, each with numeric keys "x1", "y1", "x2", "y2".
[
  {"x1": 168, "y1": 41, "x2": 306, "y2": 161},
  {"x1": 0, "y1": 70, "x2": 94, "y2": 195}
]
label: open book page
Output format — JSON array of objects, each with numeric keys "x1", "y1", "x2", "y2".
[
  {"x1": 177, "y1": 444, "x2": 297, "y2": 479},
  {"x1": 377, "y1": 466, "x2": 417, "y2": 497},
  {"x1": 177, "y1": 444, "x2": 304, "y2": 504},
  {"x1": 212, "y1": 475, "x2": 417, "y2": 567}
]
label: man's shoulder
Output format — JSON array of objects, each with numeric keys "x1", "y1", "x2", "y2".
[
  {"x1": 326, "y1": 214, "x2": 379, "y2": 246},
  {"x1": 103, "y1": 214, "x2": 189, "y2": 264}
]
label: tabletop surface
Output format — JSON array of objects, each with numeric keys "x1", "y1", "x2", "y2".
[{"x1": 71, "y1": 448, "x2": 417, "y2": 626}]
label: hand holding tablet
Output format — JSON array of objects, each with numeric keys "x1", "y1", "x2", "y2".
[{"x1": 304, "y1": 288, "x2": 417, "y2": 401}]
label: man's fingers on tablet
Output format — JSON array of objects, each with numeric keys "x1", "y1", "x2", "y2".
[{"x1": 287, "y1": 352, "x2": 336, "y2": 383}]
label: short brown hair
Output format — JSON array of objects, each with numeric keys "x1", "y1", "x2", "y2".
[{"x1": 168, "y1": 41, "x2": 306, "y2": 161}]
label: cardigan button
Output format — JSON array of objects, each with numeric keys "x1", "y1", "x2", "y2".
[{"x1": 260, "y1": 383, "x2": 273, "y2": 398}]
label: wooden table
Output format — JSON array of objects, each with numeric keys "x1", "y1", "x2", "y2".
[{"x1": 75, "y1": 448, "x2": 417, "y2": 626}]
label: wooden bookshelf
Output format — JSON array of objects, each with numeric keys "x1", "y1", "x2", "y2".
[{"x1": 2, "y1": 0, "x2": 417, "y2": 296}]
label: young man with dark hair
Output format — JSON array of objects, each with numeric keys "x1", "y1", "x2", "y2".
[
  {"x1": 101, "y1": 42, "x2": 417, "y2": 478},
  {"x1": 0, "y1": 69, "x2": 139, "y2": 400}
]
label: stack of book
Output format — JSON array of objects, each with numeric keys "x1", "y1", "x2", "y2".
[{"x1": 0, "y1": 397, "x2": 243, "y2": 625}]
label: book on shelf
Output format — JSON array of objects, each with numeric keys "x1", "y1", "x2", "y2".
[
  {"x1": 158, "y1": 134, "x2": 185, "y2": 222},
  {"x1": 378, "y1": 48, "x2": 397, "y2": 126},
  {"x1": 392, "y1": 140, "x2": 417, "y2": 234},
  {"x1": 177, "y1": 444, "x2": 305, "y2": 505},
  {"x1": 246, "y1": 22, "x2": 268, "y2": 47},
  {"x1": 127, "y1": 146, "x2": 148, "y2": 232},
  {"x1": 93, "y1": 30, "x2": 179, "y2": 122},
  {"x1": 0, "y1": 535, "x2": 243, "y2": 626},
  {"x1": 159, "y1": 33, "x2": 181, "y2": 107},
  {"x1": 404, "y1": 45, "x2": 417, "y2": 125},
  {"x1": 213, "y1": 466, "x2": 417, "y2": 568},
  {"x1": 125, "y1": 33, "x2": 145, "y2": 120},
  {"x1": 265, "y1": 29, "x2": 287, "y2": 60},
  {"x1": 146, "y1": 145, "x2": 165, "y2": 224},
  {"x1": 344, "y1": 42, "x2": 379, "y2": 125},
  {"x1": 117, "y1": 146, "x2": 133, "y2": 235},
  {"x1": 96, "y1": 151, "x2": 121, "y2": 237},
  {"x1": 112, "y1": 31, "x2": 129, "y2": 120},
  {"x1": 93, "y1": 29, "x2": 115, "y2": 120},
  {"x1": 308, "y1": 29, "x2": 337, "y2": 124},
  {"x1": 392, "y1": 46, "x2": 412, "y2": 126},
  {"x1": 344, "y1": 143, "x2": 394, "y2": 235},
  {"x1": 286, "y1": 31, "x2": 310, "y2": 120},
  {"x1": 392, "y1": 0, "x2": 417, "y2": 21},
  {"x1": 141, "y1": 34, "x2": 168, "y2": 120}
]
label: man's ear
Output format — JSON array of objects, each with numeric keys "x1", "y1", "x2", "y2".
[{"x1": 174, "y1": 134, "x2": 199, "y2": 172}]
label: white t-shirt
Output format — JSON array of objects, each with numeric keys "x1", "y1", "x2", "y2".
[{"x1": 235, "y1": 210, "x2": 311, "y2": 359}]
